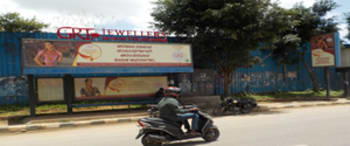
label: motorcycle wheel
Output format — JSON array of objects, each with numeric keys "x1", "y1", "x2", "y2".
[
  {"x1": 203, "y1": 126, "x2": 220, "y2": 142},
  {"x1": 212, "y1": 105, "x2": 225, "y2": 116},
  {"x1": 141, "y1": 135, "x2": 162, "y2": 146},
  {"x1": 240, "y1": 103, "x2": 253, "y2": 114}
]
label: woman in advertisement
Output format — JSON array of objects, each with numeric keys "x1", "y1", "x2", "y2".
[{"x1": 34, "y1": 41, "x2": 63, "y2": 66}]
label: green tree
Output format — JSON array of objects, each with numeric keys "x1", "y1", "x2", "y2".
[
  {"x1": 271, "y1": 0, "x2": 338, "y2": 92},
  {"x1": 263, "y1": 8, "x2": 301, "y2": 82},
  {"x1": 271, "y1": 34, "x2": 301, "y2": 82},
  {"x1": 152, "y1": 0, "x2": 289, "y2": 95},
  {"x1": 0, "y1": 12, "x2": 48, "y2": 32},
  {"x1": 292, "y1": 0, "x2": 337, "y2": 92}
]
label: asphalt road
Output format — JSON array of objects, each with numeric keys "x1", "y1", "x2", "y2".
[{"x1": 1, "y1": 105, "x2": 350, "y2": 146}]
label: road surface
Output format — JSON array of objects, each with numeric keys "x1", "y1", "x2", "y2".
[{"x1": 1, "y1": 105, "x2": 350, "y2": 146}]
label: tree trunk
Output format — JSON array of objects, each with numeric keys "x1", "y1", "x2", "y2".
[
  {"x1": 302, "y1": 58, "x2": 320, "y2": 92},
  {"x1": 282, "y1": 64, "x2": 287, "y2": 83},
  {"x1": 223, "y1": 71, "x2": 232, "y2": 96}
]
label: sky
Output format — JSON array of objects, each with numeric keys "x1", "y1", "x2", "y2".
[{"x1": 0, "y1": 0, "x2": 349, "y2": 41}]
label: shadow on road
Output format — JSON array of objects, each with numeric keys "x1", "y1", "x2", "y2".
[
  {"x1": 211, "y1": 108, "x2": 286, "y2": 118},
  {"x1": 163, "y1": 140, "x2": 212, "y2": 146}
]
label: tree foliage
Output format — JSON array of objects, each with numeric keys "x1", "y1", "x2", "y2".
[
  {"x1": 271, "y1": 0, "x2": 338, "y2": 91},
  {"x1": 152, "y1": 0, "x2": 289, "y2": 95},
  {"x1": 0, "y1": 12, "x2": 48, "y2": 33},
  {"x1": 293, "y1": 0, "x2": 338, "y2": 44}
]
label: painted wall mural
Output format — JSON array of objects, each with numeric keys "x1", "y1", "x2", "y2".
[{"x1": 0, "y1": 77, "x2": 28, "y2": 105}]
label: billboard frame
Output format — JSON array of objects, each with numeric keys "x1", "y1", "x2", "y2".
[
  {"x1": 21, "y1": 38, "x2": 194, "y2": 75},
  {"x1": 311, "y1": 32, "x2": 340, "y2": 67}
]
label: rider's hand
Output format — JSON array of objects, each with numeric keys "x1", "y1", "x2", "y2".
[{"x1": 190, "y1": 107, "x2": 199, "y2": 111}]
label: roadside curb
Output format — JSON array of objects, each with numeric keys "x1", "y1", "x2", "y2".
[
  {"x1": 257, "y1": 100, "x2": 350, "y2": 111},
  {"x1": 1, "y1": 99, "x2": 349, "y2": 134},
  {"x1": 0, "y1": 116, "x2": 146, "y2": 135}
]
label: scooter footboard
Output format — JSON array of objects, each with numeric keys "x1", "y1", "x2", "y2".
[
  {"x1": 144, "y1": 134, "x2": 168, "y2": 142},
  {"x1": 135, "y1": 129, "x2": 145, "y2": 139}
]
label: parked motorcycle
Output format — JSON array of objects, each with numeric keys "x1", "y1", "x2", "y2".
[
  {"x1": 212, "y1": 96, "x2": 257, "y2": 116},
  {"x1": 136, "y1": 105, "x2": 220, "y2": 146}
]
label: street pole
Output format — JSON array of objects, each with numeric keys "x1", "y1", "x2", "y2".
[
  {"x1": 28, "y1": 75, "x2": 36, "y2": 117},
  {"x1": 345, "y1": 71, "x2": 350, "y2": 97},
  {"x1": 64, "y1": 74, "x2": 74, "y2": 114},
  {"x1": 325, "y1": 67, "x2": 330, "y2": 98}
]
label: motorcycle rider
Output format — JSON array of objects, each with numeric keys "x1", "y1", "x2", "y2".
[
  {"x1": 154, "y1": 87, "x2": 165, "y2": 103},
  {"x1": 157, "y1": 86, "x2": 200, "y2": 135}
]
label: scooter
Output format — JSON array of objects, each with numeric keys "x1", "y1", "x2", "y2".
[
  {"x1": 136, "y1": 107, "x2": 220, "y2": 146},
  {"x1": 146, "y1": 104, "x2": 159, "y2": 118},
  {"x1": 146, "y1": 104, "x2": 196, "y2": 118}
]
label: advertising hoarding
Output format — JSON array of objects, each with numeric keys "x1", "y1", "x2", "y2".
[
  {"x1": 37, "y1": 78, "x2": 64, "y2": 102},
  {"x1": 22, "y1": 39, "x2": 192, "y2": 68},
  {"x1": 341, "y1": 47, "x2": 350, "y2": 67},
  {"x1": 74, "y1": 76, "x2": 168, "y2": 100},
  {"x1": 311, "y1": 32, "x2": 340, "y2": 67}
]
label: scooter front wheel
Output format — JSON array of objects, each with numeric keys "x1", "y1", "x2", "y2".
[{"x1": 141, "y1": 135, "x2": 162, "y2": 146}]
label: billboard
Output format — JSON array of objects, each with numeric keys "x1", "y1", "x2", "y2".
[
  {"x1": 341, "y1": 47, "x2": 350, "y2": 67},
  {"x1": 22, "y1": 39, "x2": 192, "y2": 68},
  {"x1": 311, "y1": 33, "x2": 340, "y2": 67},
  {"x1": 74, "y1": 76, "x2": 168, "y2": 100},
  {"x1": 37, "y1": 78, "x2": 64, "y2": 102}
]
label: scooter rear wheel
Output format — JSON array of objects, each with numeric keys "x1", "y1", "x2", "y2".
[
  {"x1": 141, "y1": 135, "x2": 162, "y2": 146},
  {"x1": 203, "y1": 126, "x2": 220, "y2": 142}
]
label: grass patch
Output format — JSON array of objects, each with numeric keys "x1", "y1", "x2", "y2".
[
  {"x1": 238, "y1": 90, "x2": 344, "y2": 102},
  {"x1": 36, "y1": 104, "x2": 67, "y2": 114},
  {"x1": 0, "y1": 102, "x2": 148, "y2": 118},
  {"x1": 0, "y1": 105, "x2": 30, "y2": 118}
]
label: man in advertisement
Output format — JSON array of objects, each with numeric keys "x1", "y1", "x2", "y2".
[{"x1": 80, "y1": 78, "x2": 101, "y2": 97}]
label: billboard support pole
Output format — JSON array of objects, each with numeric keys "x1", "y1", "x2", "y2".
[
  {"x1": 28, "y1": 75, "x2": 36, "y2": 117},
  {"x1": 64, "y1": 74, "x2": 74, "y2": 114},
  {"x1": 325, "y1": 67, "x2": 331, "y2": 98},
  {"x1": 345, "y1": 71, "x2": 350, "y2": 97}
]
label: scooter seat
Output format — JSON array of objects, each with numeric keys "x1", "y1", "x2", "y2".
[{"x1": 140, "y1": 118, "x2": 182, "y2": 128}]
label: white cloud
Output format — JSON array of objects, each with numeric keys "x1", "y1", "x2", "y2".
[
  {"x1": 276, "y1": 0, "x2": 316, "y2": 9},
  {"x1": 0, "y1": 0, "x2": 156, "y2": 31},
  {"x1": 339, "y1": 23, "x2": 349, "y2": 42},
  {"x1": 0, "y1": 0, "x2": 348, "y2": 41}
]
